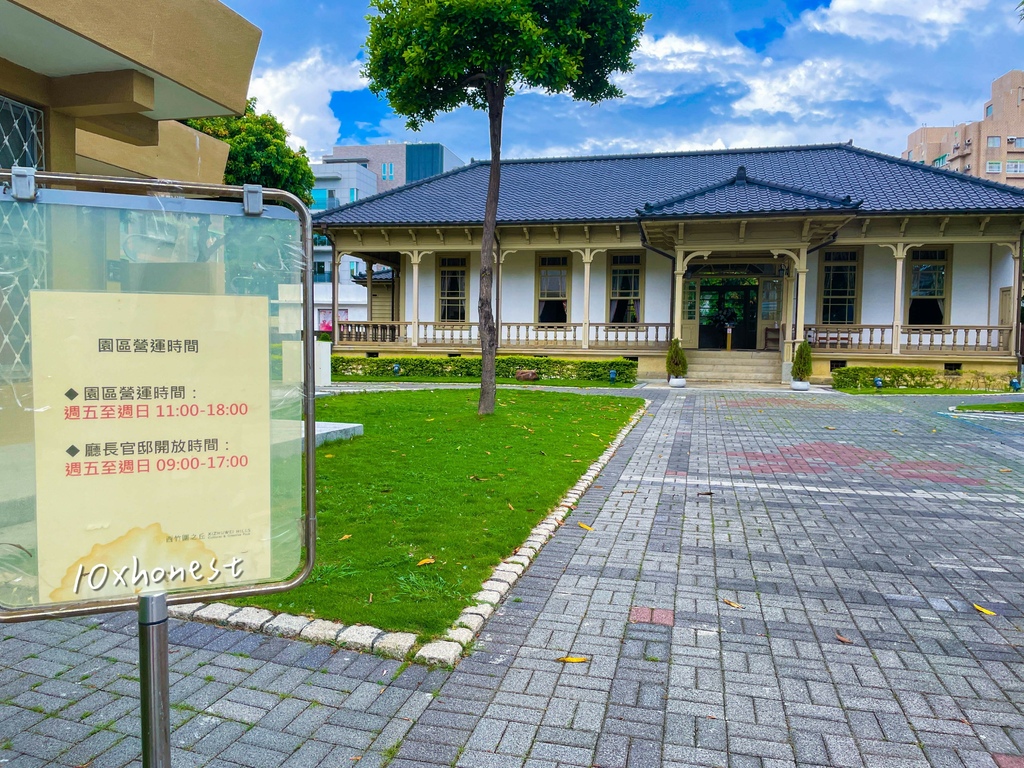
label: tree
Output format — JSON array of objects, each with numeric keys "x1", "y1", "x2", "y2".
[
  {"x1": 364, "y1": 0, "x2": 647, "y2": 415},
  {"x1": 186, "y1": 98, "x2": 315, "y2": 206}
]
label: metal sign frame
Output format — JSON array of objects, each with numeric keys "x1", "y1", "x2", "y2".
[{"x1": 0, "y1": 169, "x2": 317, "y2": 622}]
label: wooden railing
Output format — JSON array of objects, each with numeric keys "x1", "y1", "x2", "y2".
[
  {"x1": 336, "y1": 321, "x2": 411, "y2": 344},
  {"x1": 804, "y1": 325, "x2": 892, "y2": 351},
  {"x1": 500, "y1": 323, "x2": 582, "y2": 347},
  {"x1": 901, "y1": 326, "x2": 1010, "y2": 353},
  {"x1": 418, "y1": 322, "x2": 478, "y2": 346},
  {"x1": 590, "y1": 323, "x2": 671, "y2": 348}
]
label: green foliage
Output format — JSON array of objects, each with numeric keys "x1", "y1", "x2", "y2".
[
  {"x1": 665, "y1": 338, "x2": 687, "y2": 378},
  {"x1": 317, "y1": 332, "x2": 332, "y2": 343},
  {"x1": 834, "y1": 366, "x2": 1019, "y2": 391},
  {"x1": 186, "y1": 98, "x2": 314, "y2": 205},
  {"x1": 363, "y1": 1, "x2": 648, "y2": 130},
  {"x1": 791, "y1": 340, "x2": 813, "y2": 382},
  {"x1": 331, "y1": 355, "x2": 637, "y2": 383}
]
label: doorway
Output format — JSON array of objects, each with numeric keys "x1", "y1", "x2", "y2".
[{"x1": 698, "y1": 277, "x2": 759, "y2": 349}]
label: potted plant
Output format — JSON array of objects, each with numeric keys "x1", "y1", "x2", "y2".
[
  {"x1": 666, "y1": 338, "x2": 687, "y2": 388},
  {"x1": 790, "y1": 340, "x2": 812, "y2": 391}
]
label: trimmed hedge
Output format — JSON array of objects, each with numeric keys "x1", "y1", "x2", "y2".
[
  {"x1": 831, "y1": 366, "x2": 938, "y2": 389},
  {"x1": 331, "y1": 354, "x2": 638, "y2": 384}
]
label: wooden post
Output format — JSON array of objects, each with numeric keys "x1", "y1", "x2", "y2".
[
  {"x1": 581, "y1": 249, "x2": 594, "y2": 350},
  {"x1": 331, "y1": 248, "x2": 341, "y2": 346},
  {"x1": 408, "y1": 251, "x2": 423, "y2": 347},
  {"x1": 892, "y1": 250, "x2": 905, "y2": 355}
]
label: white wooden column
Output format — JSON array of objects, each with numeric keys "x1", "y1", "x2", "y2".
[
  {"x1": 582, "y1": 249, "x2": 595, "y2": 350},
  {"x1": 673, "y1": 258, "x2": 685, "y2": 341},
  {"x1": 406, "y1": 251, "x2": 424, "y2": 347},
  {"x1": 331, "y1": 248, "x2": 341, "y2": 346},
  {"x1": 795, "y1": 268, "x2": 808, "y2": 345},
  {"x1": 365, "y1": 258, "x2": 374, "y2": 324},
  {"x1": 882, "y1": 242, "x2": 922, "y2": 355},
  {"x1": 999, "y1": 240, "x2": 1021, "y2": 356}
]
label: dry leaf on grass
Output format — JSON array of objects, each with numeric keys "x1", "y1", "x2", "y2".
[
  {"x1": 340, "y1": 534, "x2": 351, "y2": 541},
  {"x1": 973, "y1": 603, "x2": 997, "y2": 616},
  {"x1": 835, "y1": 631, "x2": 854, "y2": 644},
  {"x1": 578, "y1": 522, "x2": 594, "y2": 531},
  {"x1": 417, "y1": 557, "x2": 435, "y2": 566},
  {"x1": 507, "y1": 503, "x2": 515, "y2": 511}
]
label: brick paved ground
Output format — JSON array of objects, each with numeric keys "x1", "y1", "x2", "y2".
[{"x1": 3, "y1": 390, "x2": 1024, "y2": 767}]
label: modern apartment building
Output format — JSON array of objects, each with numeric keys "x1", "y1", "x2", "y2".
[
  {"x1": 319, "y1": 142, "x2": 464, "y2": 196},
  {"x1": 0, "y1": 0, "x2": 260, "y2": 181},
  {"x1": 904, "y1": 70, "x2": 1024, "y2": 188}
]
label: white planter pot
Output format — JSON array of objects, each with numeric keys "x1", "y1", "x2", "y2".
[
  {"x1": 668, "y1": 377, "x2": 687, "y2": 388},
  {"x1": 790, "y1": 380, "x2": 811, "y2": 391}
]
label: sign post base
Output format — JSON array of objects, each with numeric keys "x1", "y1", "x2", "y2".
[{"x1": 138, "y1": 593, "x2": 171, "y2": 768}]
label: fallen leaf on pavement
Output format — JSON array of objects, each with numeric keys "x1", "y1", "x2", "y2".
[
  {"x1": 557, "y1": 656, "x2": 589, "y2": 663},
  {"x1": 722, "y1": 599, "x2": 743, "y2": 609},
  {"x1": 999, "y1": 469, "x2": 1012, "y2": 473},
  {"x1": 697, "y1": 491, "x2": 714, "y2": 497},
  {"x1": 578, "y1": 522, "x2": 594, "y2": 531},
  {"x1": 835, "y1": 631, "x2": 854, "y2": 644},
  {"x1": 825, "y1": 426, "x2": 836, "y2": 430},
  {"x1": 973, "y1": 603, "x2": 997, "y2": 616}
]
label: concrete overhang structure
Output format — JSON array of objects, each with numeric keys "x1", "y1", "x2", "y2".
[{"x1": 0, "y1": 0, "x2": 260, "y2": 181}]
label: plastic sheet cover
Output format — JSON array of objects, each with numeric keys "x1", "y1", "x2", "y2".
[{"x1": 0, "y1": 189, "x2": 305, "y2": 610}]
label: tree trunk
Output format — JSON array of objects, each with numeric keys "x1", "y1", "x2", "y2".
[{"x1": 477, "y1": 78, "x2": 505, "y2": 416}]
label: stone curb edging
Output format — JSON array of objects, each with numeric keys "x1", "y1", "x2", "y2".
[{"x1": 168, "y1": 399, "x2": 651, "y2": 667}]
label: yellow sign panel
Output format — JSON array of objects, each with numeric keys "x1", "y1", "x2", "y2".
[{"x1": 30, "y1": 291, "x2": 272, "y2": 604}]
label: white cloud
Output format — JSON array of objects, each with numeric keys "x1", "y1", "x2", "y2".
[
  {"x1": 735, "y1": 58, "x2": 880, "y2": 118},
  {"x1": 248, "y1": 48, "x2": 365, "y2": 158},
  {"x1": 613, "y1": 33, "x2": 756, "y2": 105},
  {"x1": 801, "y1": 0, "x2": 991, "y2": 46}
]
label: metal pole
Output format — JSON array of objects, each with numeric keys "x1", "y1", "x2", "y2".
[{"x1": 138, "y1": 593, "x2": 171, "y2": 768}]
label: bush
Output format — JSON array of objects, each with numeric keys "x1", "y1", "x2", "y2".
[
  {"x1": 665, "y1": 339, "x2": 687, "y2": 379},
  {"x1": 317, "y1": 332, "x2": 332, "y2": 343},
  {"x1": 831, "y1": 366, "x2": 938, "y2": 389},
  {"x1": 791, "y1": 340, "x2": 813, "y2": 382},
  {"x1": 330, "y1": 355, "x2": 638, "y2": 384}
]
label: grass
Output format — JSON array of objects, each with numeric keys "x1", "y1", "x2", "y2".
[
  {"x1": 838, "y1": 387, "x2": 1016, "y2": 395},
  {"x1": 955, "y1": 401, "x2": 1024, "y2": 412},
  {"x1": 332, "y1": 374, "x2": 634, "y2": 388},
  {"x1": 234, "y1": 388, "x2": 642, "y2": 639}
]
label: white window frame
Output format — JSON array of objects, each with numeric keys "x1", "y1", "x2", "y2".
[
  {"x1": 536, "y1": 255, "x2": 570, "y2": 324},
  {"x1": 906, "y1": 249, "x2": 949, "y2": 325},
  {"x1": 608, "y1": 253, "x2": 643, "y2": 324},
  {"x1": 1007, "y1": 161, "x2": 1024, "y2": 175},
  {"x1": 437, "y1": 256, "x2": 468, "y2": 323},
  {"x1": 987, "y1": 136, "x2": 1002, "y2": 148},
  {"x1": 819, "y1": 250, "x2": 861, "y2": 324},
  {"x1": 987, "y1": 161, "x2": 1002, "y2": 174}
]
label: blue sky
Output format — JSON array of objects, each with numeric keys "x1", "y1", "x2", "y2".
[{"x1": 222, "y1": 0, "x2": 1023, "y2": 164}]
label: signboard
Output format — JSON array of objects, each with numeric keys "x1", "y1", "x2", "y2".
[
  {"x1": 0, "y1": 180, "x2": 312, "y2": 617},
  {"x1": 30, "y1": 291, "x2": 272, "y2": 603}
]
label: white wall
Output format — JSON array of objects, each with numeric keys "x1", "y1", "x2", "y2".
[
  {"x1": 645, "y1": 252, "x2": 672, "y2": 323},
  {"x1": 950, "y1": 243, "x2": 990, "y2": 325},
  {"x1": 861, "y1": 245, "x2": 896, "y2": 324},
  {"x1": 990, "y1": 244, "x2": 1016, "y2": 324},
  {"x1": 500, "y1": 251, "x2": 535, "y2": 323}
]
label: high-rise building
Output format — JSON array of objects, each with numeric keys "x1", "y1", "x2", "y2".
[{"x1": 904, "y1": 70, "x2": 1024, "y2": 188}]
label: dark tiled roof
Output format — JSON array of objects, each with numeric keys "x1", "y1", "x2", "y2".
[{"x1": 312, "y1": 143, "x2": 1024, "y2": 227}]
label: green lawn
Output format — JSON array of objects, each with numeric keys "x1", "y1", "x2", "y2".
[
  {"x1": 234, "y1": 388, "x2": 642, "y2": 639},
  {"x1": 955, "y1": 401, "x2": 1024, "y2": 412},
  {"x1": 332, "y1": 375, "x2": 634, "y2": 388},
  {"x1": 839, "y1": 387, "x2": 1016, "y2": 395}
]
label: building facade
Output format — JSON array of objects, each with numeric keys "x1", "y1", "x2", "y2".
[
  {"x1": 314, "y1": 144, "x2": 1024, "y2": 384},
  {"x1": 319, "y1": 142, "x2": 464, "y2": 196},
  {"x1": 0, "y1": 0, "x2": 259, "y2": 182},
  {"x1": 905, "y1": 70, "x2": 1024, "y2": 189}
]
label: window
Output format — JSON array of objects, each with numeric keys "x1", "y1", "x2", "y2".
[
  {"x1": 1008, "y1": 161, "x2": 1024, "y2": 174},
  {"x1": 0, "y1": 95, "x2": 44, "y2": 170},
  {"x1": 907, "y1": 249, "x2": 947, "y2": 325},
  {"x1": 682, "y1": 279, "x2": 698, "y2": 321},
  {"x1": 349, "y1": 188, "x2": 359, "y2": 203},
  {"x1": 381, "y1": 162, "x2": 394, "y2": 181},
  {"x1": 313, "y1": 260, "x2": 332, "y2": 283},
  {"x1": 310, "y1": 188, "x2": 328, "y2": 211},
  {"x1": 986, "y1": 104, "x2": 994, "y2": 117},
  {"x1": 987, "y1": 161, "x2": 1002, "y2": 174},
  {"x1": 820, "y1": 251, "x2": 859, "y2": 324},
  {"x1": 906, "y1": 150, "x2": 913, "y2": 161},
  {"x1": 988, "y1": 136, "x2": 1002, "y2": 148},
  {"x1": 932, "y1": 154, "x2": 948, "y2": 168},
  {"x1": 609, "y1": 254, "x2": 642, "y2": 323},
  {"x1": 537, "y1": 255, "x2": 569, "y2": 323},
  {"x1": 438, "y1": 256, "x2": 467, "y2": 322}
]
